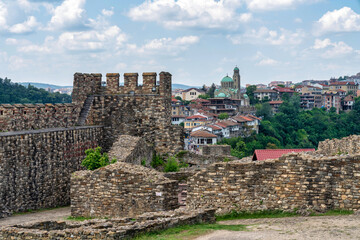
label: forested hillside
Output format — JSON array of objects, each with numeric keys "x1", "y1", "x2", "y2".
[
  {"x1": 0, "y1": 77, "x2": 72, "y2": 104},
  {"x1": 220, "y1": 95, "x2": 360, "y2": 158}
]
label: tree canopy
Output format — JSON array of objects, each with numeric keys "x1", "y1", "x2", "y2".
[
  {"x1": 0, "y1": 77, "x2": 72, "y2": 104},
  {"x1": 220, "y1": 95, "x2": 360, "y2": 158}
]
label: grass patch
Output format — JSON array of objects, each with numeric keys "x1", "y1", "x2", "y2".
[
  {"x1": 216, "y1": 209, "x2": 355, "y2": 221},
  {"x1": 310, "y1": 209, "x2": 354, "y2": 216},
  {"x1": 216, "y1": 210, "x2": 298, "y2": 221},
  {"x1": 133, "y1": 223, "x2": 247, "y2": 240},
  {"x1": 65, "y1": 216, "x2": 95, "y2": 221}
]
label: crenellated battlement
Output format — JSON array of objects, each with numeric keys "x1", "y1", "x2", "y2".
[{"x1": 72, "y1": 72, "x2": 172, "y2": 104}]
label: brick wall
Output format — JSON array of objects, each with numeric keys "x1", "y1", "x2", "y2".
[
  {"x1": 0, "y1": 126, "x2": 103, "y2": 216},
  {"x1": 317, "y1": 135, "x2": 360, "y2": 155}
]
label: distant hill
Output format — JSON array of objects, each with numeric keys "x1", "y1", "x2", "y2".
[
  {"x1": 172, "y1": 83, "x2": 200, "y2": 89},
  {"x1": 17, "y1": 82, "x2": 72, "y2": 90},
  {"x1": 17, "y1": 82, "x2": 199, "y2": 90},
  {"x1": 0, "y1": 78, "x2": 72, "y2": 104}
]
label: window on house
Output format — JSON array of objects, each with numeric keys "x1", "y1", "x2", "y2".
[
  {"x1": 186, "y1": 123, "x2": 190, "y2": 126},
  {"x1": 207, "y1": 139, "x2": 213, "y2": 144},
  {"x1": 0, "y1": 110, "x2": 3, "y2": 115},
  {"x1": 23, "y1": 111, "x2": 26, "y2": 115}
]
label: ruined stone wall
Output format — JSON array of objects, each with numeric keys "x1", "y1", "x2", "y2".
[
  {"x1": 317, "y1": 135, "x2": 360, "y2": 155},
  {"x1": 0, "y1": 126, "x2": 103, "y2": 216},
  {"x1": 72, "y1": 71, "x2": 183, "y2": 154},
  {"x1": 71, "y1": 162, "x2": 179, "y2": 218},
  {"x1": 187, "y1": 152, "x2": 360, "y2": 214},
  {"x1": 200, "y1": 145, "x2": 231, "y2": 156},
  {"x1": 0, "y1": 103, "x2": 80, "y2": 132}
]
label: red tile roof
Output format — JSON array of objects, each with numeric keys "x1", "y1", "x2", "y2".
[
  {"x1": 207, "y1": 124, "x2": 222, "y2": 130},
  {"x1": 269, "y1": 100, "x2": 283, "y2": 104},
  {"x1": 273, "y1": 87, "x2": 295, "y2": 93},
  {"x1": 190, "y1": 130, "x2": 217, "y2": 138},
  {"x1": 252, "y1": 149, "x2": 315, "y2": 161},
  {"x1": 246, "y1": 114, "x2": 261, "y2": 121},
  {"x1": 186, "y1": 115, "x2": 207, "y2": 120},
  {"x1": 331, "y1": 81, "x2": 356, "y2": 86}
]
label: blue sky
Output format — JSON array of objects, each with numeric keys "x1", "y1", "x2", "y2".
[{"x1": 0, "y1": 0, "x2": 360, "y2": 86}]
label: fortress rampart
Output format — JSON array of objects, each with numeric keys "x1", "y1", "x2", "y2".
[
  {"x1": 0, "y1": 126, "x2": 103, "y2": 215},
  {"x1": 0, "y1": 71, "x2": 183, "y2": 217},
  {"x1": 187, "y1": 151, "x2": 360, "y2": 214}
]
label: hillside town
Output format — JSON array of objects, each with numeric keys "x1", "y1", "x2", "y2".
[{"x1": 172, "y1": 67, "x2": 360, "y2": 152}]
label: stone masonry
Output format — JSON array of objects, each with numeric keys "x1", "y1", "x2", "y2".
[
  {"x1": 317, "y1": 135, "x2": 360, "y2": 155},
  {"x1": 0, "y1": 126, "x2": 103, "y2": 215},
  {"x1": 71, "y1": 162, "x2": 179, "y2": 218},
  {"x1": 108, "y1": 135, "x2": 153, "y2": 166},
  {"x1": 187, "y1": 150, "x2": 360, "y2": 214}
]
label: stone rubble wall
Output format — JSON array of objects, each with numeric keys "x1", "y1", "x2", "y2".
[
  {"x1": 108, "y1": 135, "x2": 153, "y2": 166},
  {"x1": 200, "y1": 145, "x2": 231, "y2": 156},
  {"x1": 85, "y1": 94, "x2": 184, "y2": 154},
  {"x1": 0, "y1": 208, "x2": 215, "y2": 240},
  {"x1": 187, "y1": 152, "x2": 360, "y2": 214},
  {"x1": 71, "y1": 162, "x2": 179, "y2": 218},
  {"x1": 317, "y1": 135, "x2": 360, "y2": 155},
  {"x1": 0, "y1": 126, "x2": 103, "y2": 217},
  {"x1": 0, "y1": 103, "x2": 80, "y2": 132}
]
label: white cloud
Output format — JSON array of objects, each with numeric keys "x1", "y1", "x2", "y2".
[
  {"x1": 254, "y1": 51, "x2": 279, "y2": 66},
  {"x1": 128, "y1": 35, "x2": 199, "y2": 55},
  {"x1": 315, "y1": 7, "x2": 360, "y2": 35},
  {"x1": 102, "y1": 8, "x2": 114, "y2": 17},
  {"x1": 312, "y1": 38, "x2": 355, "y2": 58},
  {"x1": 47, "y1": 0, "x2": 87, "y2": 30},
  {"x1": 245, "y1": 0, "x2": 315, "y2": 11},
  {"x1": 0, "y1": 1, "x2": 8, "y2": 30},
  {"x1": 294, "y1": 18, "x2": 302, "y2": 23},
  {"x1": 9, "y1": 16, "x2": 39, "y2": 33},
  {"x1": 128, "y1": 0, "x2": 251, "y2": 29},
  {"x1": 228, "y1": 27, "x2": 304, "y2": 45}
]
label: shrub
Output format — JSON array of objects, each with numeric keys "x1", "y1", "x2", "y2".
[
  {"x1": 81, "y1": 147, "x2": 116, "y2": 170},
  {"x1": 164, "y1": 156, "x2": 179, "y2": 172},
  {"x1": 151, "y1": 153, "x2": 164, "y2": 168}
]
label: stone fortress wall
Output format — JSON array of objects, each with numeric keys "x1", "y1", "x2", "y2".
[
  {"x1": 317, "y1": 135, "x2": 360, "y2": 155},
  {"x1": 0, "y1": 103, "x2": 80, "y2": 132},
  {"x1": 0, "y1": 126, "x2": 103, "y2": 217},
  {"x1": 0, "y1": 71, "x2": 184, "y2": 218},
  {"x1": 187, "y1": 148, "x2": 360, "y2": 214}
]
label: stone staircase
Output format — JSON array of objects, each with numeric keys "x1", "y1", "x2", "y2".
[{"x1": 77, "y1": 95, "x2": 94, "y2": 126}]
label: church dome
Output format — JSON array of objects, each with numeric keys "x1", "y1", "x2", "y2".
[
  {"x1": 221, "y1": 76, "x2": 233, "y2": 83},
  {"x1": 234, "y1": 66, "x2": 239, "y2": 71},
  {"x1": 216, "y1": 92, "x2": 226, "y2": 97}
]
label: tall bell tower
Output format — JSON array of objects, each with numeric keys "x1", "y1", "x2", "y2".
[{"x1": 232, "y1": 66, "x2": 241, "y2": 99}]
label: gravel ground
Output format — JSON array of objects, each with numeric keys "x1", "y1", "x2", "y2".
[
  {"x1": 197, "y1": 214, "x2": 360, "y2": 240},
  {"x1": 0, "y1": 207, "x2": 70, "y2": 227}
]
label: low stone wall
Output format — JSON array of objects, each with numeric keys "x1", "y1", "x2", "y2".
[
  {"x1": 0, "y1": 126, "x2": 103, "y2": 217},
  {"x1": 71, "y1": 162, "x2": 179, "y2": 218},
  {"x1": 318, "y1": 135, "x2": 360, "y2": 155},
  {"x1": 108, "y1": 135, "x2": 153, "y2": 166},
  {"x1": 0, "y1": 208, "x2": 215, "y2": 240},
  {"x1": 187, "y1": 152, "x2": 360, "y2": 214},
  {"x1": 200, "y1": 145, "x2": 231, "y2": 156}
]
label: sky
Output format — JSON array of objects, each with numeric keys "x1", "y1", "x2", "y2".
[{"x1": 0, "y1": 0, "x2": 360, "y2": 87}]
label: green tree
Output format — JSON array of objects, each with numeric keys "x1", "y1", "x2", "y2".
[
  {"x1": 207, "y1": 83, "x2": 216, "y2": 98},
  {"x1": 164, "y1": 156, "x2": 179, "y2": 172},
  {"x1": 246, "y1": 85, "x2": 257, "y2": 105},
  {"x1": 81, "y1": 147, "x2": 116, "y2": 170},
  {"x1": 256, "y1": 102, "x2": 272, "y2": 120},
  {"x1": 198, "y1": 94, "x2": 210, "y2": 99},
  {"x1": 218, "y1": 113, "x2": 229, "y2": 120}
]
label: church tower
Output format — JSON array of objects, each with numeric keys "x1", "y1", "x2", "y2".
[{"x1": 232, "y1": 66, "x2": 241, "y2": 99}]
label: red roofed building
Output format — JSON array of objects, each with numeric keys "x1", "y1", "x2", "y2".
[
  {"x1": 252, "y1": 149, "x2": 315, "y2": 161},
  {"x1": 329, "y1": 81, "x2": 359, "y2": 95},
  {"x1": 190, "y1": 130, "x2": 217, "y2": 145}
]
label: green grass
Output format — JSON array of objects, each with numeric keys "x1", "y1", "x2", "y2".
[
  {"x1": 216, "y1": 210, "x2": 298, "y2": 221},
  {"x1": 216, "y1": 209, "x2": 354, "y2": 221},
  {"x1": 65, "y1": 216, "x2": 95, "y2": 221},
  {"x1": 133, "y1": 223, "x2": 247, "y2": 240}
]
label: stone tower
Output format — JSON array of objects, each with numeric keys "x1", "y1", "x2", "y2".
[{"x1": 232, "y1": 66, "x2": 241, "y2": 99}]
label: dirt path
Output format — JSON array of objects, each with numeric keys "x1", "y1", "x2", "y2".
[
  {"x1": 197, "y1": 214, "x2": 360, "y2": 240},
  {"x1": 0, "y1": 207, "x2": 70, "y2": 227}
]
